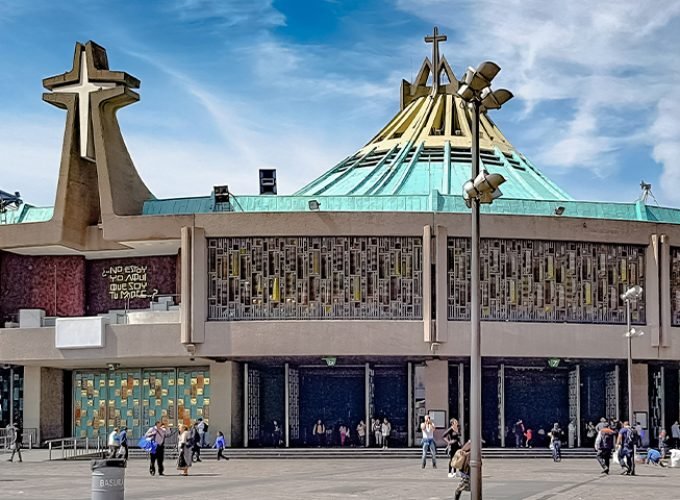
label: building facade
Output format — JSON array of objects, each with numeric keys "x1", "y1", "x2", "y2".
[{"x1": 1, "y1": 38, "x2": 679, "y2": 448}]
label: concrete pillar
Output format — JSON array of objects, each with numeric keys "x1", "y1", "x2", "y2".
[
  {"x1": 407, "y1": 362, "x2": 413, "y2": 447},
  {"x1": 499, "y1": 363, "x2": 505, "y2": 448},
  {"x1": 180, "y1": 226, "x2": 192, "y2": 345},
  {"x1": 423, "y1": 225, "x2": 433, "y2": 342},
  {"x1": 424, "y1": 359, "x2": 448, "y2": 445},
  {"x1": 209, "y1": 361, "x2": 242, "y2": 447},
  {"x1": 22, "y1": 366, "x2": 65, "y2": 443},
  {"x1": 646, "y1": 234, "x2": 662, "y2": 347},
  {"x1": 632, "y1": 362, "x2": 649, "y2": 421},
  {"x1": 435, "y1": 225, "x2": 448, "y2": 343},
  {"x1": 191, "y1": 227, "x2": 207, "y2": 344},
  {"x1": 660, "y1": 234, "x2": 671, "y2": 347},
  {"x1": 458, "y1": 363, "x2": 465, "y2": 442},
  {"x1": 23, "y1": 366, "x2": 41, "y2": 441}
]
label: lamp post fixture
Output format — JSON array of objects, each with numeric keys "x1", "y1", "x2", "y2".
[
  {"x1": 622, "y1": 284, "x2": 643, "y2": 474},
  {"x1": 457, "y1": 61, "x2": 513, "y2": 500}
]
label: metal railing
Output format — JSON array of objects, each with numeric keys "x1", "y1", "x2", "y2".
[
  {"x1": 46, "y1": 437, "x2": 105, "y2": 460},
  {"x1": 0, "y1": 427, "x2": 37, "y2": 452}
]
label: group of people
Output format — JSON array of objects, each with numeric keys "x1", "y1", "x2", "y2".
[
  {"x1": 511, "y1": 419, "x2": 569, "y2": 453},
  {"x1": 593, "y1": 419, "x2": 643, "y2": 475},
  {"x1": 311, "y1": 417, "x2": 392, "y2": 448},
  {"x1": 112, "y1": 418, "x2": 226, "y2": 477}
]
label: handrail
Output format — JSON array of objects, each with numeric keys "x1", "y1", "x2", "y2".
[{"x1": 46, "y1": 436, "x2": 105, "y2": 460}]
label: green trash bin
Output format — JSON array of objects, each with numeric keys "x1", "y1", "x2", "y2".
[{"x1": 91, "y1": 458, "x2": 126, "y2": 500}]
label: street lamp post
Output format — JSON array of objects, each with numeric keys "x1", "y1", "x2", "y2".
[
  {"x1": 457, "y1": 62, "x2": 513, "y2": 500},
  {"x1": 622, "y1": 284, "x2": 643, "y2": 475}
]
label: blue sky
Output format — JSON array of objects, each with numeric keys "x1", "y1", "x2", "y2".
[{"x1": 1, "y1": 0, "x2": 680, "y2": 207}]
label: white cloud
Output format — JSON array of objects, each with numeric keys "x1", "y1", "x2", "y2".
[
  {"x1": 651, "y1": 94, "x2": 680, "y2": 202},
  {"x1": 169, "y1": 0, "x2": 285, "y2": 28}
]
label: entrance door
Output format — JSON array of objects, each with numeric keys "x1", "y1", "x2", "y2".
[
  {"x1": 299, "y1": 367, "x2": 365, "y2": 446},
  {"x1": 504, "y1": 367, "x2": 569, "y2": 446}
]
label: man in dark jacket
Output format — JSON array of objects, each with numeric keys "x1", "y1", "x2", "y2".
[{"x1": 594, "y1": 422, "x2": 616, "y2": 474}]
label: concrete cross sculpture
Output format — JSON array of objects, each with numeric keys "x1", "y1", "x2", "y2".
[
  {"x1": 38, "y1": 41, "x2": 153, "y2": 225},
  {"x1": 43, "y1": 41, "x2": 140, "y2": 160},
  {"x1": 424, "y1": 26, "x2": 447, "y2": 93}
]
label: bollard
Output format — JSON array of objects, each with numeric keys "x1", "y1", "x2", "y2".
[{"x1": 91, "y1": 458, "x2": 126, "y2": 500}]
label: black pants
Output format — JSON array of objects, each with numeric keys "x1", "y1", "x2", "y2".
[
  {"x1": 217, "y1": 448, "x2": 227, "y2": 460},
  {"x1": 596, "y1": 449, "x2": 611, "y2": 471},
  {"x1": 150, "y1": 444, "x2": 165, "y2": 475},
  {"x1": 121, "y1": 444, "x2": 129, "y2": 460},
  {"x1": 192, "y1": 444, "x2": 201, "y2": 461}
]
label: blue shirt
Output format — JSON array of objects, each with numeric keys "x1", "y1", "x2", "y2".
[
  {"x1": 647, "y1": 449, "x2": 661, "y2": 463},
  {"x1": 119, "y1": 430, "x2": 127, "y2": 445},
  {"x1": 214, "y1": 436, "x2": 226, "y2": 449}
]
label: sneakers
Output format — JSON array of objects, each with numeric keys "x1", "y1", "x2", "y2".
[
  {"x1": 448, "y1": 472, "x2": 455, "y2": 478},
  {"x1": 421, "y1": 464, "x2": 426, "y2": 469}
]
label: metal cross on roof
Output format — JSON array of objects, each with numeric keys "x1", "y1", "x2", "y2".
[{"x1": 424, "y1": 26, "x2": 447, "y2": 93}]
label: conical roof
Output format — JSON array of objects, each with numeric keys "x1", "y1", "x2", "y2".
[{"x1": 295, "y1": 31, "x2": 571, "y2": 202}]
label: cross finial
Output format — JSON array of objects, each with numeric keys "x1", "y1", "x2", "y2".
[{"x1": 424, "y1": 26, "x2": 447, "y2": 93}]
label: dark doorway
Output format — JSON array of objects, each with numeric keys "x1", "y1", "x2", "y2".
[
  {"x1": 504, "y1": 367, "x2": 569, "y2": 447},
  {"x1": 665, "y1": 368, "x2": 679, "y2": 432},
  {"x1": 300, "y1": 367, "x2": 364, "y2": 446},
  {"x1": 482, "y1": 366, "x2": 500, "y2": 446},
  {"x1": 374, "y1": 366, "x2": 407, "y2": 446},
  {"x1": 259, "y1": 367, "x2": 285, "y2": 446}
]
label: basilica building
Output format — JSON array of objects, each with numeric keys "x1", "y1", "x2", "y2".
[{"x1": 1, "y1": 34, "x2": 678, "y2": 448}]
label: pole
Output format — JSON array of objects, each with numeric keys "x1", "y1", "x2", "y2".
[
  {"x1": 626, "y1": 300, "x2": 633, "y2": 424},
  {"x1": 626, "y1": 299, "x2": 636, "y2": 475},
  {"x1": 470, "y1": 99, "x2": 483, "y2": 500}
]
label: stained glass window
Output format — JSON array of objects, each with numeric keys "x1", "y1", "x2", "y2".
[
  {"x1": 448, "y1": 238, "x2": 645, "y2": 324},
  {"x1": 207, "y1": 237, "x2": 423, "y2": 320}
]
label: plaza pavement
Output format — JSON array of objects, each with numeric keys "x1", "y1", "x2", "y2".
[{"x1": 0, "y1": 450, "x2": 678, "y2": 499}]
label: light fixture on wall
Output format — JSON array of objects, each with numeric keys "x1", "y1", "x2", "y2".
[
  {"x1": 321, "y1": 356, "x2": 336, "y2": 367},
  {"x1": 554, "y1": 206, "x2": 565, "y2": 216},
  {"x1": 107, "y1": 362, "x2": 120, "y2": 371},
  {"x1": 308, "y1": 199, "x2": 321, "y2": 211}
]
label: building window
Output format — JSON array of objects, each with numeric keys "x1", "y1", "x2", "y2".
[
  {"x1": 670, "y1": 247, "x2": 680, "y2": 326},
  {"x1": 448, "y1": 238, "x2": 645, "y2": 324},
  {"x1": 207, "y1": 237, "x2": 423, "y2": 320}
]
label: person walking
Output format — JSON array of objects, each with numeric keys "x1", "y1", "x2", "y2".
[
  {"x1": 513, "y1": 420, "x2": 525, "y2": 448},
  {"x1": 595, "y1": 417, "x2": 608, "y2": 432},
  {"x1": 196, "y1": 417, "x2": 208, "y2": 448},
  {"x1": 6, "y1": 422, "x2": 23, "y2": 463},
  {"x1": 672, "y1": 421, "x2": 680, "y2": 449},
  {"x1": 107, "y1": 427, "x2": 121, "y2": 458},
  {"x1": 191, "y1": 422, "x2": 202, "y2": 462},
  {"x1": 176, "y1": 425, "x2": 193, "y2": 476},
  {"x1": 272, "y1": 420, "x2": 282, "y2": 447},
  {"x1": 313, "y1": 419, "x2": 325, "y2": 447},
  {"x1": 617, "y1": 421, "x2": 639, "y2": 475},
  {"x1": 594, "y1": 421, "x2": 616, "y2": 474},
  {"x1": 372, "y1": 418, "x2": 382, "y2": 448},
  {"x1": 214, "y1": 431, "x2": 228, "y2": 461},
  {"x1": 145, "y1": 421, "x2": 168, "y2": 476},
  {"x1": 549, "y1": 423, "x2": 563, "y2": 462},
  {"x1": 119, "y1": 426, "x2": 129, "y2": 460},
  {"x1": 381, "y1": 417, "x2": 391, "y2": 449},
  {"x1": 444, "y1": 418, "x2": 461, "y2": 478},
  {"x1": 585, "y1": 422, "x2": 597, "y2": 448},
  {"x1": 356, "y1": 420, "x2": 366, "y2": 447},
  {"x1": 420, "y1": 414, "x2": 437, "y2": 469},
  {"x1": 658, "y1": 429, "x2": 670, "y2": 460},
  {"x1": 453, "y1": 440, "x2": 472, "y2": 500}
]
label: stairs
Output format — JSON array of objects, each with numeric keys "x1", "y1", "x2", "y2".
[{"x1": 127, "y1": 447, "x2": 597, "y2": 460}]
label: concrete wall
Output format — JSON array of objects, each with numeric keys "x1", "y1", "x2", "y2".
[{"x1": 40, "y1": 367, "x2": 64, "y2": 441}]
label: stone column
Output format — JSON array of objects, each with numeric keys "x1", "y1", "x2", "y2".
[
  {"x1": 632, "y1": 363, "x2": 649, "y2": 431},
  {"x1": 209, "y1": 361, "x2": 242, "y2": 447},
  {"x1": 22, "y1": 366, "x2": 65, "y2": 443},
  {"x1": 424, "y1": 359, "x2": 448, "y2": 445}
]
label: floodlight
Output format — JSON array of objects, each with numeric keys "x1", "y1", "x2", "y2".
[
  {"x1": 476, "y1": 61, "x2": 501, "y2": 82},
  {"x1": 308, "y1": 200, "x2": 321, "y2": 211},
  {"x1": 481, "y1": 88, "x2": 514, "y2": 110},
  {"x1": 621, "y1": 285, "x2": 643, "y2": 301},
  {"x1": 554, "y1": 206, "x2": 565, "y2": 216}
]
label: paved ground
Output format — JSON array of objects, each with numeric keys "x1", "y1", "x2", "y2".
[{"x1": 0, "y1": 450, "x2": 678, "y2": 499}]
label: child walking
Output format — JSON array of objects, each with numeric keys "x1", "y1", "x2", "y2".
[{"x1": 214, "y1": 431, "x2": 228, "y2": 461}]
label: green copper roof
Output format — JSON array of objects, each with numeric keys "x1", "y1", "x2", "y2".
[
  {"x1": 0, "y1": 204, "x2": 53, "y2": 224},
  {"x1": 141, "y1": 193, "x2": 680, "y2": 225}
]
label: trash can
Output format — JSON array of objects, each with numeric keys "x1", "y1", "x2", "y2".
[{"x1": 91, "y1": 458, "x2": 126, "y2": 500}]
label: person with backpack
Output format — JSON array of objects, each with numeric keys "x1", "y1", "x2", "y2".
[
  {"x1": 549, "y1": 423, "x2": 563, "y2": 462},
  {"x1": 594, "y1": 421, "x2": 617, "y2": 474},
  {"x1": 617, "y1": 421, "x2": 640, "y2": 475},
  {"x1": 190, "y1": 421, "x2": 202, "y2": 462},
  {"x1": 196, "y1": 417, "x2": 208, "y2": 448}
]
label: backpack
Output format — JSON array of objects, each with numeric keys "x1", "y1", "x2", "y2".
[
  {"x1": 187, "y1": 428, "x2": 197, "y2": 447},
  {"x1": 624, "y1": 428, "x2": 639, "y2": 449},
  {"x1": 599, "y1": 430, "x2": 615, "y2": 450}
]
